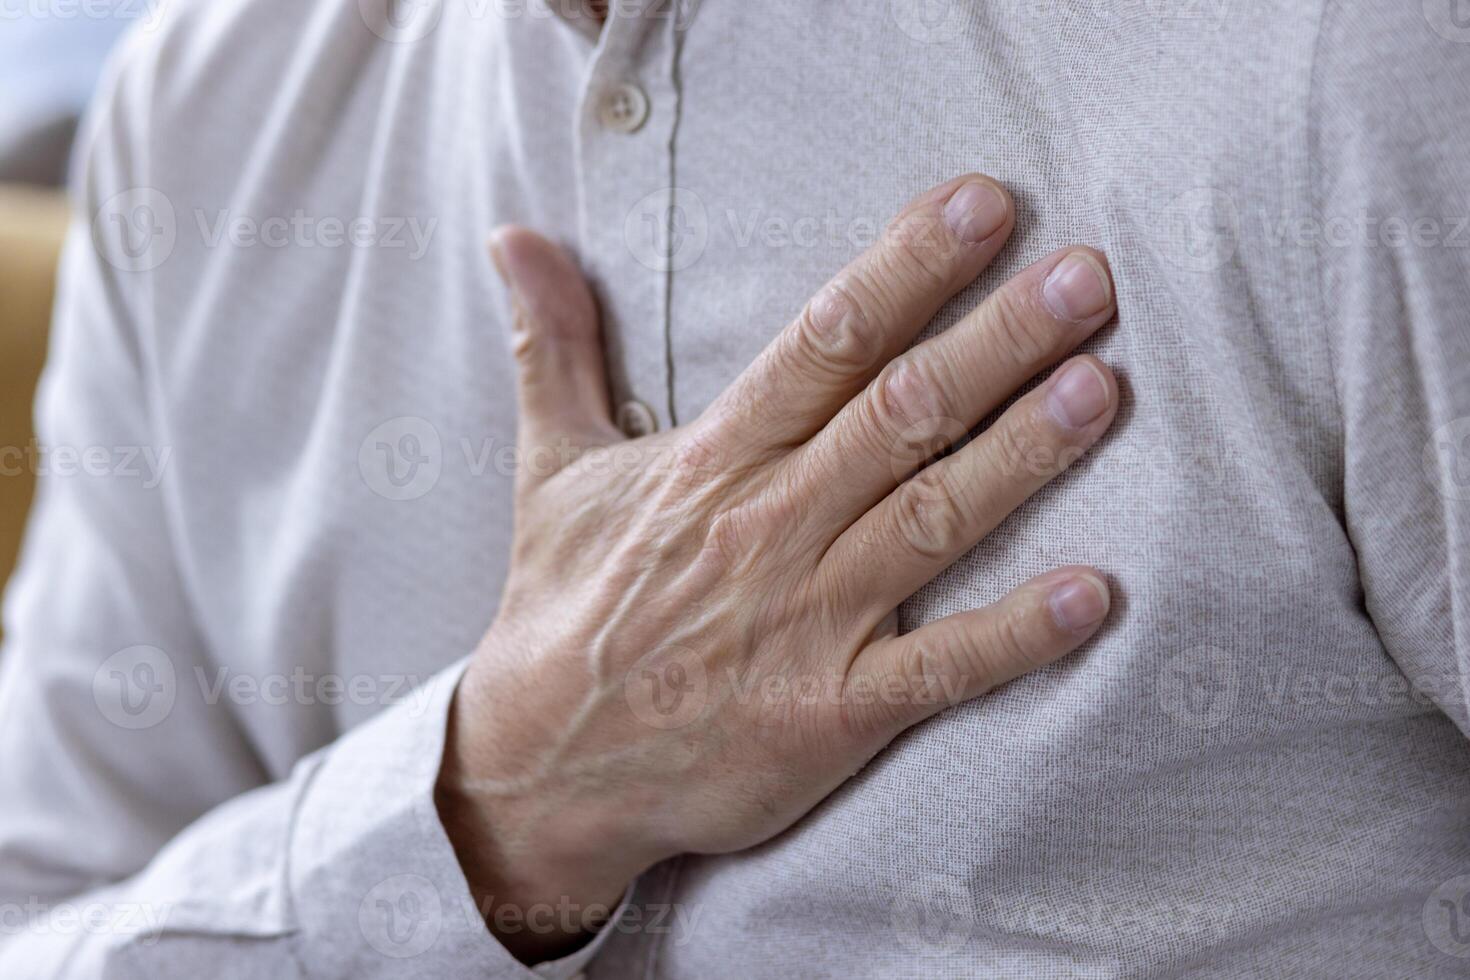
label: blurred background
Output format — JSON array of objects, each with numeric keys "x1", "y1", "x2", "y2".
[{"x1": 0, "y1": 6, "x2": 137, "y2": 614}]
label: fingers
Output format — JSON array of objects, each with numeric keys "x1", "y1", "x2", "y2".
[
  {"x1": 822, "y1": 353, "x2": 1118, "y2": 612},
  {"x1": 490, "y1": 226, "x2": 620, "y2": 473},
  {"x1": 843, "y1": 568, "x2": 1110, "y2": 736},
  {"x1": 705, "y1": 174, "x2": 1015, "y2": 449},
  {"x1": 783, "y1": 247, "x2": 1116, "y2": 527}
]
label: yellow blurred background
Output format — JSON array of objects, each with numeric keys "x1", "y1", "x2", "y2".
[{"x1": 0, "y1": 186, "x2": 70, "y2": 624}]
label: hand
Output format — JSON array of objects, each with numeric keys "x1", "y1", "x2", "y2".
[{"x1": 436, "y1": 174, "x2": 1120, "y2": 961}]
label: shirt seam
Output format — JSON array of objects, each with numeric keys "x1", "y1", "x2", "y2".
[
  {"x1": 660, "y1": 11, "x2": 687, "y2": 426},
  {"x1": 1304, "y1": 0, "x2": 1349, "y2": 489}
]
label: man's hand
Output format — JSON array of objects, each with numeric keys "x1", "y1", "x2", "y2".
[{"x1": 436, "y1": 174, "x2": 1119, "y2": 961}]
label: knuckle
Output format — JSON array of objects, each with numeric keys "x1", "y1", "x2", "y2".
[
  {"x1": 873, "y1": 359, "x2": 943, "y2": 435},
  {"x1": 985, "y1": 287, "x2": 1056, "y2": 369},
  {"x1": 702, "y1": 493, "x2": 789, "y2": 572},
  {"x1": 893, "y1": 471, "x2": 969, "y2": 561},
  {"x1": 703, "y1": 508, "x2": 751, "y2": 567},
  {"x1": 675, "y1": 426, "x2": 722, "y2": 471},
  {"x1": 794, "y1": 281, "x2": 882, "y2": 374}
]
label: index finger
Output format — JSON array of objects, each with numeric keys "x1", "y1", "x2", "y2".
[{"x1": 702, "y1": 174, "x2": 1015, "y2": 450}]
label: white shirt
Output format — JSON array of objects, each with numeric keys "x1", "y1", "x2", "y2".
[{"x1": 1, "y1": 0, "x2": 1469, "y2": 977}]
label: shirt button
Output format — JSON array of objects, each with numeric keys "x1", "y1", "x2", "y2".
[
  {"x1": 599, "y1": 82, "x2": 650, "y2": 134},
  {"x1": 616, "y1": 399, "x2": 659, "y2": 438}
]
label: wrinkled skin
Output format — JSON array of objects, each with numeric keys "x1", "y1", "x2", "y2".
[{"x1": 436, "y1": 173, "x2": 1121, "y2": 961}]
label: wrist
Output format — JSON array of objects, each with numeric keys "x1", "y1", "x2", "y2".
[{"x1": 434, "y1": 665, "x2": 651, "y2": 960}]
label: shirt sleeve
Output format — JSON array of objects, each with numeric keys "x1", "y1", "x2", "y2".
[
  {"x1": 0, "y1": 26, "x2": 620, "y2": 980},
  {"x1": 1313, "y1": 1, "x2": 1470, "y2": 736}
]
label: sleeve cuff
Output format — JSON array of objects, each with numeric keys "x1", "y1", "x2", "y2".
[{"x1": 287, "y1": 657, "x2": 628, "y2": 979}]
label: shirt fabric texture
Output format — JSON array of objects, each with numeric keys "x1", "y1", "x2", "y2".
[{"x1": 0, "y1": 1, "x2": 1468, "y2": 977}]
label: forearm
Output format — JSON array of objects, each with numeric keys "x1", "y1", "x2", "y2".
[{"x1": 1, "y1": 662, "x2": 609, "y2": 980}]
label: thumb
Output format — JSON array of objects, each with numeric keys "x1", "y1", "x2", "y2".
[{"x1": 489, "y1": 226, "x2": 619, "y2": 466}]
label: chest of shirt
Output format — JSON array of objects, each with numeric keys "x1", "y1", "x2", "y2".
[{"x1": 146, "y1": 0, "x2": 1360, "y2": 762}]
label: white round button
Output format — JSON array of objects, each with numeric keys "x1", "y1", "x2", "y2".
[
  {"x1": 617, "y1": 399, "x2": 659, "y2": 438},
  {"x1": 599, "y1": 82, "x2": 650, "y2": 134}
]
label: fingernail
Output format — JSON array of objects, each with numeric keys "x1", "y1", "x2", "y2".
[
  {"x1": 488, "y1": 228, "x2": 515, "y2": 290},
  {"x1": 1046, "y1": 360, "x2": 1111, "y2": 429},
  {"x1": 943, "y1": 181, "x2": 1009, "y2": 245},
  {"x1": 1042, "y1": 252, "x2": 1112, "y2": 321},
  {"x1": 1049, "y1": 574, "x2": 1110, "y2": 631}
]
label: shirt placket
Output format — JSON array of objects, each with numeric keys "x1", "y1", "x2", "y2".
[{"x1": 569, "y1": 0, "x2": 684, "y2": 436}]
